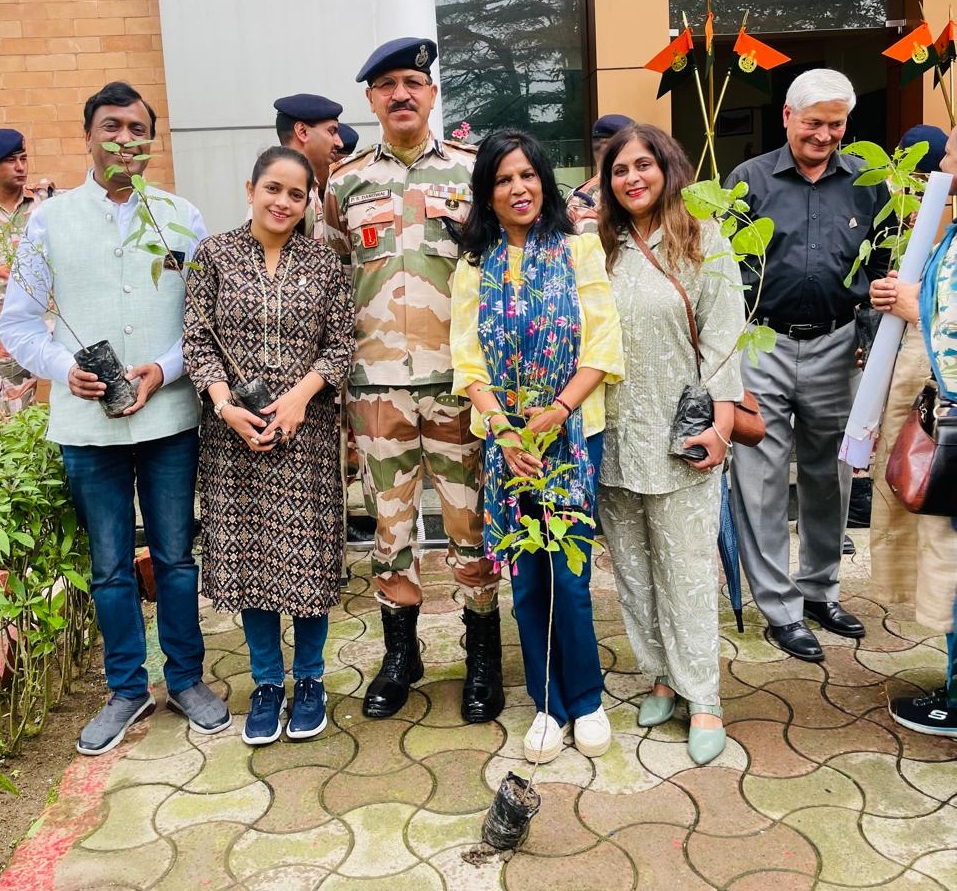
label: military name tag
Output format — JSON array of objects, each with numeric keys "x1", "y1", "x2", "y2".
[
  {"x1": 361, "y1": 225, "x2": 379, "y2": 248},
  {"x1": 348, "y1": 189, "x2": 391, "y2": 207}
]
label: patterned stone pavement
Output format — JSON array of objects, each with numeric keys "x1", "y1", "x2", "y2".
[{"x1": 2, "y1": 529, "x2": 956, "y2": 890}]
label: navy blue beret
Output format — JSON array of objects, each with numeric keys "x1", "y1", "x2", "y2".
[
  {"x1": 592, "y1": 114, "x2": 634, "y2": 139},
  {"x1": 338, "y1": 123, "x2": 359, "y2": 154},
  {"x1": 900, "y1": 124, "x2": 949, "y2": 174},
  {"x1": 273, "y1": 94, "x2": 342, "y2": 123},
  {"x1": 356, "y1": 37, "x2": 437, "y2": 84},
  {"x1": 0, "y1": 129, "x2": 25, "y2": 161}
]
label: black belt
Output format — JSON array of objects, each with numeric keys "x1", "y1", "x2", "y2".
[{"x1": 760, "y1": 316, "x2": 853, "y2": 341}]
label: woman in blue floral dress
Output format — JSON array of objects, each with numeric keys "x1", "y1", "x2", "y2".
[{"x1": 450, "y1": 130, "x2": 623, "y2": 763}]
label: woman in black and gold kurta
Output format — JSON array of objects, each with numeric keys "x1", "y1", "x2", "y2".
[{"x1": 183, "y1": 146, "x2": 354, "y2": 746}]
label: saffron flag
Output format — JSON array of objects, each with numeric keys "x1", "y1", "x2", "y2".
[
  {"x1": 645, "y1": 27, "x2": 696, "y2": 99},
  {"x1": 729, "y1": 29, "x2": 791, "y2": 96},
  {"x1": 704, "y1": 10, "x2": 715, "y2": 78},
  {"x1": 883, "y1": 22, "x2": 939, "y2": 87},
  {"x1": 934, "y1": 20, "x2": 957, "y2": 86}
]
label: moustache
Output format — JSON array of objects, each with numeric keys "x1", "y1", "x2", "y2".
[{"x1": 388, "y1": 101, "x2": 417, "y2": 113}]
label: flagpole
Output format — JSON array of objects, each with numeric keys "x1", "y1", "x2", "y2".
[
  {"x1": 684, "y1": 10, "x2": 719, "y2": 178},
  {"x1": 696, "y1": 10, "x2": 749, "y2": 179},
  {"x1": 921, "y1": 0, "x2": 957, "y2": 126}
]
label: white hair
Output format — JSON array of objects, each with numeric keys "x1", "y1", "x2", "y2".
[{"x1": 785, "y1": 68, "x2": 856, "y2": 114}]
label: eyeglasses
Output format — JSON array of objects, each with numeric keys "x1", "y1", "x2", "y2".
[{"x1": 370, "y1": 76, "x2": 431, "y2": 95}]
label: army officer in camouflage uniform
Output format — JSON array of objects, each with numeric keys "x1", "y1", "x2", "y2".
[{"x1": 325, "y1": 37, "x2": 502, "y2": 723}]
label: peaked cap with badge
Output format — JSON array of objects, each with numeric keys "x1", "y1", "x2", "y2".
[
  {"x1": 273, "y1": 94, "x2": 342, "y2": 124},
  {"x1": 356, "y1": 37, "x2": 438, "y2": 84}
]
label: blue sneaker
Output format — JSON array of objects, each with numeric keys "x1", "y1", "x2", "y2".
[
  {"x1": 242, "y1": 684, "x2": 286, "y2": 746},
  {"x1": 287, "y1": 677, "x2": 327, "y2": 740}
]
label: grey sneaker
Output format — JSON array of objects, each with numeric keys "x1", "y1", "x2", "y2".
[
  {"x1": 76, "y1": 692, "x2": 156, "y2": 756},
  {"x1": 167, "y1": 681, "x2": 231, "y2": 734}
]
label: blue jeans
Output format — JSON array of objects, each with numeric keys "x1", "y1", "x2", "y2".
[
  {"x1": 241, "y1": 608, "x2": 328, "y2": 686},
  {"x1": 510, "y1": 434, "x2": 604, "y2": 726},
  {"x1": 61, "y1": 428, "x2": 203, "y2": 698}
]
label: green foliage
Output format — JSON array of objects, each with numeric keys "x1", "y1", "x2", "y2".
[
  {"x1": 0, "y1": 405, "x2": 95, "y2": 756},
  {"x1": 841, "y1": 139, "x2": 928, "y2": 285},
  {"x1": 681, "y1": 178, "x2": 777, "y2": 367}
]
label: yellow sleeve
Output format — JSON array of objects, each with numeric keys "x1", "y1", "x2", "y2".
[
  {"x1": 450, "y1": 257, "x2": 491, "y2": 397},
  {"x1": 573, "y1": 233, "x2": 624, "y2": 383}
]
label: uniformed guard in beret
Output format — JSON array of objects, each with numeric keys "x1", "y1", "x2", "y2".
[
  {"x1": 335, "y1": 123, "x2": 360, "y2": 160},
  {"x1": 566, "y1": 113, "x2": 635, "y2": 234},
  {"x1": 326, "y1": 36, "x2": 503, "y2": 724},
  {"x1": 273, "y1": 93, "x2": 343, "y2": 242},
  {"x1": 0, "y1": 128, "x2": 47, "y2": 414}
]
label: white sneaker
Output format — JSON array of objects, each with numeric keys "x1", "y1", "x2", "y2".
[
  {"x1": 574, "y1": 705, "x2": 611, "y2": 757},
  {"x1": 523, "y1": 712, "x2": 568, "y2": 763}
]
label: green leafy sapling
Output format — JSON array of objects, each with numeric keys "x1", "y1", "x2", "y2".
[{"x1": 840, "y1": 139, "x2": 928, "y2": 286}]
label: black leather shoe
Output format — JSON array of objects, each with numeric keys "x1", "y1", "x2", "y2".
[
  {"x1": 842, "y1": 534, "x2": 856, "y2": 556},
  {"x1": 461, "y1": 608, "x2": 505, "y2": 723},
  {"x1": 363, "y1": 605, "x2": 424, "y2": 718},
  {"x1": 769, "y1": 621, "x2": 824, "y2": 662},
  {"x1": 803, "y1": 600, "x2": 866, "y2": 638}
]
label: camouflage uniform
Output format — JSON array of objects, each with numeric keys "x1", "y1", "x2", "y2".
[
  {"x1": 303, "y1": 186, "x2": 325, "y2": 243},
  {"x1": 325, "y1": 136, "x2": 498, "y2": 609},
  {"x1": 566, "y1": 174, "x2": 600, "y2": 235}
]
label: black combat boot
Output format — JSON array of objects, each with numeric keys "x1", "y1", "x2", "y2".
[
  {"x1": 362, "y1": 604, "x2": 424, "y2": 718},
  {"x1": 461, "y1": 608, "x2": 505, "y2": 723}
]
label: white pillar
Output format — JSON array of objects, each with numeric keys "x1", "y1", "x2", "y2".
[{"x1": 371, "y1": 0, "x2": 445, "y2": 139}]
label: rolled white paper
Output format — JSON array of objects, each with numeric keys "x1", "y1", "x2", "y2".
[{"x1": 841, "y1": 170, "x2": 953, "y2": 468}]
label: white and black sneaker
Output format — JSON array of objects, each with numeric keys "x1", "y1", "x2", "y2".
[{"x1": 889, "y1": 687, "x2": 957, "y2": 737}]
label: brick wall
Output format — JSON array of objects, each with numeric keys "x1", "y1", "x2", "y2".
[{"x1": 0, "y1": 0, "x2": 175, "y2": 193}]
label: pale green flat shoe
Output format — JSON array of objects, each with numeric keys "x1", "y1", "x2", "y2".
[
  {"x1": 638, "y1": 675, "x2": 676, "y2": 727},
  {"x1": 687, "y1": 702, "x2": 725, "y2": 765}
]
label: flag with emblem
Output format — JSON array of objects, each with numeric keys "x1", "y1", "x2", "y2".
[
  {"x1": 883, "y1": 21, "x2": 939, "y2": 87},
  {"x1": 704, "y1": 8, "x2": 715, "y2": 78},
  {"x1": 644, "y1": 27, "x2": 696, "y2": 99},
  {"x1": 729, "y1": 28, "x2": 790, "y2": 96},
  {"x1": 934, "y1": 19, "x2": 957, "y2": 86}
]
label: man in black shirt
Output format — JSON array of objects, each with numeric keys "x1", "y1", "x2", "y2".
[{"x1": 724, "y1": 68, "x2": 885, "y2": 661}]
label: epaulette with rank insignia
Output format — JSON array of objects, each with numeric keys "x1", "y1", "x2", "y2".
[
  {"x1": 329, "y1": 144, "x2": 377, "y2": 176},
  {"x1": 442, "y1": 139, "x2": 478, "y2": 155}
]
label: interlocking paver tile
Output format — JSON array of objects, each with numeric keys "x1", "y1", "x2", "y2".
[
  {"x1": 256, "y1": 765, "x2": 339, "y2": 831},
  {"x1": 518, "y1": 783, "x2": 599, "y2": 856},
  {"x1": 241, "y1": 863, "x2": 331, "y2": 891},
  {"x1": 324, "y1": 762, "x2": 433, "y2": 814},
  {"x1": 725, "y1": 872, "x2": 815, "y2": 890},
  {"x1": 786, "y1": 806, "x2": 901, "y2": 885},
  {"x1": 742, "y1": 764, "x2": 863, "y2": 819},
  {"x1": 327, "y1": 615, "x2": 367, "y2": 641},
  {"x1": 249, "y1": 724, "x2": 356, "y2": 775},
  {"x1": 636, "y1": 733, "x2": 747, "y2": 778},
  {"x1": 885, "y1": 618, "x2": 947, "y2": 647},
  {"x1": 336, "y1": 803, "x2": 419, "y2": 876},
  {"x1": 856, "y1": 644, "x2": 947, "y2": 678},
  {"x1": 727, "y1": 628, "x2": 794, "y2": 663},
  {"x1": 829, "y1": 753, "x2": 942, "y2": 817},
  {"x1": 862, "y1": 807, "x2": 957, "y2": 867},
  {"x1": 823, "y1": 681, "x2": 894, "y2": 718},
  {"x1": 122, "y1": 712, "x2": 192, "y2": 761},
  {"x1": 229, "y1": 824, "x2": 351, "y2": 880},
  {"x1": 54, "y1": 837, "x2": 174, "y2": 890},
  {"x1": 342, "y1": 717, "x2": 418, "y2": 774},
  {"x1": 484, "y1": 749, "x2": 596, "y2": 790},
  {"x1": 595, "y1": 633, "x2": 640, "y2": 673},
  {"x1": 787, "y1": 714, "x2": 901, "y2": 762},
  {"x1": 429, "y1": 845, "x2": 505, "y2": 890},
  {"x1": 899, "y1": 757, "x2": 957, "y2": 803},
  {"x1": 911, "y1": 851, "x2": 957, "y2": 889},
  {"x1": 503, "y1": 839, "x2": 636, "y2": 890},
  {"x1": 223, "y1": 671, "x2": 258, "y2": 714},
  {"x1": 720, "y1": 687, "x2": 790, "y2": 724},
  {"x1": 856, "y1": 622, "x2": 928, "y2": 654},
  {"x1": 765, "y1": 678, "x2": 856, "y2": 728},
  {"x1": 606, "y1": 824, "x2": 708, "y2": 890},
  {"x1": 151, "y1": 821, "x2": 248, "y2": 891},
  {"x1": 726, "y1": 720, "x2": 817, "y2": 777},
  {"x1": 184, "y1": 731, "x2": 257, "y2": 792},
  {"x1": 154, "y1": 781, "x2": 271, "y2": 833},
  {"x1": 578, "y1": 783, "x2": 695, "y2": 836},
  {"x1": 208, "y1": 651, "x2": 253, "y2": 682},
  {"x1": 80, "y1": 784, "x2": 175, "y2": 850},
  {"x1": 321, "y1": 863, "x2": 445, "y2": 889},
  {"x1": 105, "y1": 744, "x2": 205, "y2": 792},
  {"x1": 674, "y1": 767, "x2": 774, "y2": 835},
  {"x1": 406, "y1": 810, "x2": 485, "y2": 859},
  {"x1": 404, "y1": 721, "x2": 505, "y2": 759},
  {"x1": 323, "y1": 665, "x2": 364, "y2": 696},
  {"x1": 418, "y1": 678, "x2": 469, "y2": 727},
  {"x1": 425, "y1": 749, "x2": 503, "y2": 813},
  {"x1": 686, "y1": 821, "x2": 817, "y2": 888},
  {"x1": 857, "y1": 708, "x2": 957, "y2": 762},
  {"x1": 823, "y1": 646, "x2": 890, "y2": 687},
  {"x1": 814, "y1": 876, "x2": 947, "y2": 890},
  {"x1": 587, "y1": 731, "x2": 663, "y2": 794},
  {"x1": 730, "y1": 653, "x2": 824, "y2": 687},
  {"x1": 719, "y1": 661, "x2": 763, "y2": 699}
]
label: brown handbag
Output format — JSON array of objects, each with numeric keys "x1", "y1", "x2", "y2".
[
  {"x1": 885, "y1": 378, "x2": 957, "y2": 516},
  {"x1": 632, "y1": 232, "x2": 766, "y2": 447}
]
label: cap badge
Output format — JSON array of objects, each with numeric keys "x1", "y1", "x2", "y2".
[{"x1": 415, "y1": 44, "x2": 429, "y2": 68}]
